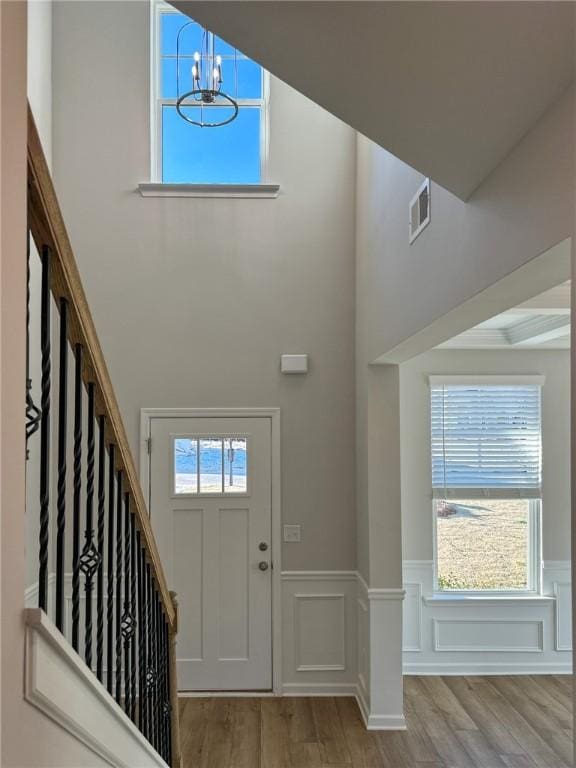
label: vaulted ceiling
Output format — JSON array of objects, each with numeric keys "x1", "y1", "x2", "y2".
[{"x1": 172, "y1": 1, "x2": 574, "y2": 199}]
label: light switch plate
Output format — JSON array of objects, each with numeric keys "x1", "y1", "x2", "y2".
[{"x1": 283, "y1": 524, "x2": 301, "y2": 543}]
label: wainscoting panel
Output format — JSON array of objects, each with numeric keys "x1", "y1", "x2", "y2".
[
  {"x1": 432, "y1": 618, "x2": 544, "y2": 653},
  {"x1": 554, "y1": 582, "x2": 572, "y2": 651},
  {"x1": 294, "y1": 594, "x2": 346, "y2": 671},
  {"x1": 544, "y1": 561, "x2": 573, "y2": 652},
  {"x1": 357, "y1": 592, "x2": 370, "y2": 705},
  {"x1": 402, "y1": 583, "x2": 422, "y2": 652},
  {"x1": 403, "y1": 560, "x2": 572, "y2": 674},
  {"x1": 281, "y1": 572, "x2": 357, "y2": 695}
]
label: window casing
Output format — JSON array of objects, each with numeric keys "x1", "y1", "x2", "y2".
[
  {"x1": 150, "y1": 1, "x2": 269, "y2": 184},
  {"x1": 430, "y1": 376, "x2": 544, "y2": 594}
]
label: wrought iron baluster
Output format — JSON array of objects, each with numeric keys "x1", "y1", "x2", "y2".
[
  {"x1": 115, "y1": 470, "x2": 123, "y2": 704},
  {"x1": 152, "y1": 585, "x2": 160, "y2": 753},
  {"x1": 81, "y1": 383, "x2": 101, "y2": 668},
  {"x1": 96, "y1": 415, "x2": 106, "y2": 682},
  {"x1": 159, "y1": 600, "x2": 168, "y2": 761},
  {"x1": 154, "y1": 595, "x2": 164, "y2": 755},
  {"x1": 38, "y1": 245, "x2": 51, "y2": 613},
  {"x1": 165, "y1": 617, "x2": 172, "y2": 766},
  {"x1": 137, "y1": 535, "x2": 146, "y2": 733},
  {"x1": 122, "y1": 492, "x2": 134, "y2": 716},
  {"x1": 71, "y1": 344, "x2": 83, "y2": 651},
  {"x1": 145, "y1": 563, "x2": 156, "y2": 743},
  {"x1": 55, "y1": 297, "x2": 68, "y2": 631},
  {"x1": 106, "y1": 444, "x2": 116, "y2": 695},
  {"x1": 130, "y1": 509, "x2": 137, "y2": 723},
  {"x1": 25, "y1": 232, "x2": 41, "y2": 453}
]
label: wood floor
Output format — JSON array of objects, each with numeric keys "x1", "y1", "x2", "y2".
[{"x1": 178, "y1": 676, "x2": 573, "y2": 768}]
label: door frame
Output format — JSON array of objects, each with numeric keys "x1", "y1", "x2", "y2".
[{"x1": 139, "y1": 407, "x2": 282, "y2": 695}]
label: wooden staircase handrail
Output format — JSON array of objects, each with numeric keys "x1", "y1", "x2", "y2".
[{"x1": 27, "y1": 105, "x2": 176, "y2": 630}]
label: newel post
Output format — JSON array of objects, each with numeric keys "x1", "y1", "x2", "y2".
[{"x1": 169, "y1": 591, "x2": 182, "y2": 768}]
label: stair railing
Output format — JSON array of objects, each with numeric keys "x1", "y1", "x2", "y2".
[{"x1": 26, "y1": 105, "x2": 181, "y2": 768}]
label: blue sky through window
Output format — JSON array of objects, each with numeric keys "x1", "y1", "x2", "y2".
[{"x1": 159, "y1": 11, "x2": 263, "y2": 184}]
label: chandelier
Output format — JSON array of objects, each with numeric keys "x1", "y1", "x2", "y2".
[{"x1": 176, "y1": 22, "x2": 239, "y2": 128}]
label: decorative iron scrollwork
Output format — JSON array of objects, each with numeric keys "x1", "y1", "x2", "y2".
[
  {"x1": 79, "y1": 541, "x2": 102, "y2": 579},
  {"x1": 146, "y1": 666, "x2": 157, "y2": 691},
  {"x1": 26, "y1": 378, "x2": 42, "y2": 455},
  {"x1": 120, "y1": 608, "x2": 136, "y2": 640}
]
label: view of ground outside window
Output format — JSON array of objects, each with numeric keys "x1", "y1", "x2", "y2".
[
  {"x1": 435, "y1": 498, "x2": 531, "y2": 590},
  {"x1": 431, "y1": 380, "x2": 542, "y2": 593}
]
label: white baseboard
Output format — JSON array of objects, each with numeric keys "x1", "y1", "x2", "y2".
[
  {"x1": 281, "y1": 682, "x2": 357, "y2": 696},
  {"x1": 404, "y1": 662, "x2": 573, "y2": 676},
  {"x1": 355, "y1": 686, "x2": 406, "y2": 730}
]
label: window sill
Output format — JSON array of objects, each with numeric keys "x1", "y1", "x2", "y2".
[
  {"x1": 423, "y1": 594, "x2": 555, "y2": 608},
  {"x1": 138, "y1": 183, "x2": 280, "y2": 199}
]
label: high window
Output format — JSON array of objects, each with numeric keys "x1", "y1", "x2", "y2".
[
  {"x1": 151, "y1": 2, "x2": 267, "y2": 184},
  {"x1": 430, "y1": 376, "x2": 543, "y2": 593}
]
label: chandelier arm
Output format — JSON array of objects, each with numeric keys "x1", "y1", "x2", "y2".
[{"x1": 175, "y1": 20, "x2": 196, "y2": 101}]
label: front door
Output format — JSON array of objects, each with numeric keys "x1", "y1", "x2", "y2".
[{"x1": 148, "y1": 415, "x2": 272, "y2": 691}]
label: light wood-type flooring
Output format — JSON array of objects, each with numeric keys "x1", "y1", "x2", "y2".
[{"x1": 179, "y1": 675, "x2": 573, "y2": 768}]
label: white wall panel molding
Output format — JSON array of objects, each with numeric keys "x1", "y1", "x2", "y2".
[
  {"x1": 553, "y1": 582, "x2": 572, "y2": 651},
  {"x1": 403, "y1": 583, "x2": 422, "y2": 652},
  {"x1": 365, "y1": 597, "x2": 405, "y2": 730},
  {"x1": 281, "y1": 570, "x2": 358, "y2": 582},
  {"x1": 432, "y1": 618, "x2": 544, "y2": 653},
  {"x1": 368, "y1": 588, "x2": 406, "y2": 601},
  {"x1": 294, "y1": 594, "x2": 346, "y2": 672},
  {"x1": 542, "y1": 560, "x2": 572, "y2": 652},
  {"x1": 356, "y1": 596, "x2": 369, "y2": 703},
  {"x1": 402, "y1": 559, "x2": 572, "y2": 674},
  {"x1": 281, "y1": 572, "x2": 357, "y2": 693},
  {"x1": 356, "y1": 570, "x2": 405, "y2": 728},
  {"x1": 24, "y1": 609, "x2": 167, "y2": 768},
  {"x1": 424, "y1": 595, "x2": 555, "y2": 608}
]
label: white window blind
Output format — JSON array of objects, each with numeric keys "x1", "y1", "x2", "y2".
[{"x1": 430, "y1": 381, "x2": 542, "y2": 499}]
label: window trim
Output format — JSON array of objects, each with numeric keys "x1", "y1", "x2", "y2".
[
  {"x1": 150, "y1": 0, "x2": 271, "y2": 187},
  {"x1": 429, "y1": 374, "x2": 544, "y2": 596}
]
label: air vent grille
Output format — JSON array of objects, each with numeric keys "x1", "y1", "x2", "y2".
[{"x1": 409, "y1": 178, "x2": 431, "y2": 244}]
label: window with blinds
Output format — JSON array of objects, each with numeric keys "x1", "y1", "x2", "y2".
[
  {"x1": 430, "y1": 376, "x2": 543, "y2": 592},
  {"x1": 431, "y1": 381, "x2": 542, "y2": 500}
]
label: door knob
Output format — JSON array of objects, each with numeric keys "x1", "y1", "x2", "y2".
[
  {"x1": 259, "y1": 542, "x2": 268, "y2": 551},
  {"x1": 258, "y1": 561, "x2": 269, "y2": 571}
]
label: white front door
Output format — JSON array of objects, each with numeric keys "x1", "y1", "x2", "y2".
[{"x1": 148, "y1": 416, "x2": 272, "y2": 691}]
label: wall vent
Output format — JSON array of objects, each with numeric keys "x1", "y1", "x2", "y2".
[{"x1": 409, "y1": 178, "x2": 430, "y2": 244}]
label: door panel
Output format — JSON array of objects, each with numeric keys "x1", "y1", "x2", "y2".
[{"x1": 149, "y1": 416, "x2": 272, "y2": 691}]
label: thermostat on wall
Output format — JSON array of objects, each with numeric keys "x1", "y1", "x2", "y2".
[{"x1": 281, "y1": 354, "x2": 308, "y2": 374}]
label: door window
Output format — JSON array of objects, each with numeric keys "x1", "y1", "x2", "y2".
[{"x1": 173, "y1": 436, "x2": 248, "y2": 495}]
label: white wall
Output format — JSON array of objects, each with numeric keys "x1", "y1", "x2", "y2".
[
  {"x1": 27, "y1": 0, "x2": 52, "y2": 167},
  {"x1": 26, "y1": 0, "x2": 52, "y2": 588},
  {"x1": 51, "y1": 0, "x2": 357, "y2": 572},
  {"x1": 399, "y1": 348, "x2": 571, "y2": 674},
  {"x1": 400, "y1": 348, "x2": 570, "y2": 563}
]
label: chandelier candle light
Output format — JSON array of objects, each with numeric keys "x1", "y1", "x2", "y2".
[{"x1": 176, "y1": 21, "x2": 239, "y2": 128}]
